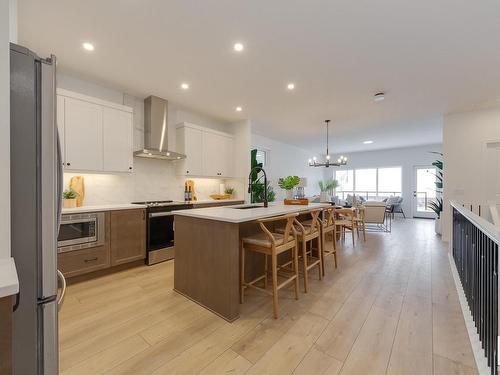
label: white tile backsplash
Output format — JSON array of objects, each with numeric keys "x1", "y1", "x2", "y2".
[{"x1": 63, "y1": 157, "x2": 244, "y2": 205}]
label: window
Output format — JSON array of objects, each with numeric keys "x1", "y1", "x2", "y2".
[
  {"x1": 255, "y1": 149, "x2": 268, "y2": 167},
  {"x1": 336, "y1": 170, "x2": 353, "y2": 192},
  {"x1": 355, "y1": 169, "x2": 376, "y2": 192},
  {"x1": 334, "y1": 166, "x2": 402, "y2": 200},
  {"x1": 378, "y1": 167, "x2": 402, "y2": 198}
]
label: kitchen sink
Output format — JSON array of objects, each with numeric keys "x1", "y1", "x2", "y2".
[{"x1": 231, "y1": 204, "x2": 267, "y2": 210}]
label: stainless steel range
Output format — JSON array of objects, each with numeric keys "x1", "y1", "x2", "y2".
[{"x1": 131, "y1": 200, "x2": 193, "y2": 265}]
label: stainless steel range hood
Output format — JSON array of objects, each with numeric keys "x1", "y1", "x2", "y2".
[{"x1": 134, "y1": 95, "x2": 186, "y2": 160}]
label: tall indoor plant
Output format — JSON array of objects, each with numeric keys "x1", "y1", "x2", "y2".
[
  {"x1": 428, "y1": 152, "x2": 444, "y2": 235},
  {"x1": 250, "y1": 149, "x2": 276, "y2": 203}
]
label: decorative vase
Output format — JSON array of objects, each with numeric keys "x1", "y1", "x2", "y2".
[
  {"x1": 285, "y1": 189, "x2": 294, "y2": 200},
  {"x1": 320, "y1": 192, "x2": 330, "y2": 203},
  {"x1": 435, "y1": 217, "x2": 442, "y2": 235},
  {"x1": 63, "y1": 198, "x2": 77, "y2": 209}
]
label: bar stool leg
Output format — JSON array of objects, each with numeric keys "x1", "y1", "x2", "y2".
[
  {"x1": 302, "y1": 239, "x2": 309, "y2": 293},
  {"x1": 240, "y1": 241, "x2": 245, "y2": 304},
  {"x1": 293, "y1": 245, "x2": 299, "y2": 300},
  {"x1": 320, "y1": 230, "x2": 326, "y2": 277},
  {"x1": 271, "y1": 252, "x2": 279, "y2": 319},
  {"x1": 317, "y1": 235, "x2": 323, "y2": 280},
  {"x1": 264, "y1": 254, "x2": 268, "y2": 289}
]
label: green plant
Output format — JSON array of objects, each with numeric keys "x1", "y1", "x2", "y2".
[
  {"x1": 224, "y1": 187, "x2": 235, "y2": 195},
  {"x1": 277, "y1": 176, "x2": 300, "y2": 190},
  {"x1": 429, "y1": 151, "x2": 443, "y2": 218},
  {"x1": 318, "y1": 179, "x2": 339, "y2": 192},
  {"x1": 429, "y1": 198, "x2": 443, "y2": 218},
  {"x1": 250, "y1": 149, "x2": 276, "y2": 203},
  {"x1": 62, "y1": 189, "x2": 79, "y2": 199}
]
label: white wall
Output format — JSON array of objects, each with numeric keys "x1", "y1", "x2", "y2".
[
  {"x1": 251, "y1": 133, "x2": 324, "y2": 200},
  {"x1": 443, "y1": 107, "x2": 500, "y2": 241},
  {"x1": 1, "y1": 0, "x2": 17, "y2": 259},
  {"x1": 57, "y1": 72, "x2": 246, "y2": 203},
  {"x1": 0, "y1": 1, "x2": 10, "y2": 258},
  {"x1": 325, "y1": 144, "x2": 442, "y2": 216}
]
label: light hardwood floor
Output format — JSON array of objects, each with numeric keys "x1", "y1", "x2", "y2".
[{"x1": 59, "y1": 218, "x2": 478, "y2": 375}]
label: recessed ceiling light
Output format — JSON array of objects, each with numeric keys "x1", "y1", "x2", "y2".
[
  {"x1": 363, "y1": 140, "x2": 374, "y2": 144},
  {"x1": 287, "y1": 83, "x2": 295, "y2": 90},
  {"x1": 181, "y1": 83, "x2": 189, "y2": 90},
  {"x1": 82, "y1": 42, "x2": 95, "y2": 51},
  {"x1": 235, "y1": 106, "x2": 243, "y2": 112},
  {"x1": 233, "y1": 43, "x2": 244, "y2": 52},
  {"x1": 374, "y1": 92, "x2": 385, "y2": 102}
]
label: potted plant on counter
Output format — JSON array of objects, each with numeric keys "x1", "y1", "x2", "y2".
[
  {"x1": 62, "y1": 189, "x2": 79, "y2": 209},
  {"x1": 278, "y1": 176, "x2": 300, "y2": 200},
  {"x1": 224, "y1": 187, "x2": 235, "y2": 198},
  {"x1": 318, "y1": 179, "x2": 339, "y2": 203}
]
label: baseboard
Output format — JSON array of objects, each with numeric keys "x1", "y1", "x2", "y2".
[{"x1": 448, "y1": 252, "x2": 491, "y2": 375}]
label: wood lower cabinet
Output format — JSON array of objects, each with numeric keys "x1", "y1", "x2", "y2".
[
  {"x1": 58, "y1": 246, "x2": 110, "y2": 278},
  {"x1": 110, "y1": 209, "x2": 146, "y2": 266},
  {"x1": 59, "y1": 209, "x2": 146, "y2": 279},
  {"x1": 0, "y1": 296, "x2": 12, "y2": 374}
]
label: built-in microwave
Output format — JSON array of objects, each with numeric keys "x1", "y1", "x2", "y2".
[{"x1": 57, "y1": 212, "x2": 105, "y2": 253}]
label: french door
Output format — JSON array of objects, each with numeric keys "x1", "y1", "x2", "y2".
[{"x1": 412, "y1": 166, "x2": 438, "y2": 218}]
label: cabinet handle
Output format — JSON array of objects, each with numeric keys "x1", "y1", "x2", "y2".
[
  {"x1": 66, "y1": 162, "x2": 71, "y2": 166},
  {"x1": 186, "y1": 170, "x2": 189, "y2": 174},
  {"x1": 84, "y1": 257, "x2": 98, "y2": 263},
  {"x1": 129, "y1": 166, "x2": 133, "y2": 170}
]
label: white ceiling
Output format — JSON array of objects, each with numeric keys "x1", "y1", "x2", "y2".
[{"x1": 17, "y1": 0, "x2": 500, "y2": 153}]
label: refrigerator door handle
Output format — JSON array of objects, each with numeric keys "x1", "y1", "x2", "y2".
[
  {"x1": 56, "y1": 132, "x2": 63, "y2": 231},
  {"x1": 40, "y1": 58, "x2": 58, "y2": 299},
  {"x1": 57, "y1": 270, "x2": 66, "y2": 311}
]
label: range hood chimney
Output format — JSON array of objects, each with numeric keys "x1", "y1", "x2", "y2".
[{"x1": 134, "y1": 95, "x2": 186, "y2": 160}]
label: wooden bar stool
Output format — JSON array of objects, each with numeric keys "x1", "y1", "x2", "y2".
[
  {"x1": 354, "y1": 205, "x2": 367, "y2": 242},
  {"x1": 320, "y1": 207, "x2": 338, "y2": 275},
  {"x1": 277, "y1": 209, "x2": 322, "y2": 293},
  {"x1": 240, "y1": 213, "x2": 300, "y2": 319},
  {"x1": 335, "y1": 208, "x2": 356, "y2": 245}
]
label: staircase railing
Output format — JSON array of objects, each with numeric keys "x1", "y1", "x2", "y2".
[{"x1": 451, "y1": 201, "x2": 500, "y2": 374}]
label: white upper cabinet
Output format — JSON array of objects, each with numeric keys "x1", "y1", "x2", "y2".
[
  {"x1": 102, "y1": 107, "x2": 133, "y2": 172},
  {"x1": 176, "y1": 126, "x2": 203, "y2": 176},
  {"x1": 64, "y1": 97, "x2": 103, "y2": 171},
  {"x1": 176, "y1": 123, "x2": 234, "y2": 178},
  {"x1": 57, "y1": 89, "x2": 133, "y2": 173}
]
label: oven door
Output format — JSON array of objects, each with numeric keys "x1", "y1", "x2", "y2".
[
  {"x1": 148, "y1": 212, "x2": 174, "y2": 251},
  {"x1": 58, "y1": 216, "x2": 97, "y2": 248}
]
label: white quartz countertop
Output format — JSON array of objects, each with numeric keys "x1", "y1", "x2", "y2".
[
  {"x1": 174, "y1": 202, "x2": 331, "y2": 223},
  {"x1": 62, "y1": 203, "x2": 147, "y2": 214},
  {"x1": 0, "y1": 258, "x2": 19, "y2": 298}
]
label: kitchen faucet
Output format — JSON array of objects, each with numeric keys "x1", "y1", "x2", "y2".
[{"x1": 248, "y1": 166, "x2": 268, "y2": 208}]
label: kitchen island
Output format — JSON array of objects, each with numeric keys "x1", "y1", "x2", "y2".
[{"x1": 173, "y1": 202, "x2": 330, "y2": 321}]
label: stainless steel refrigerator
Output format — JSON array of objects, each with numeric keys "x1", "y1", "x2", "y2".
[{"x1": 10, "y1": 43, "x2": 64, "y2": 375}]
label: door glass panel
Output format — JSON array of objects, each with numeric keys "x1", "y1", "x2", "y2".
[{"x1": 416, "y1": 167, "x2": 437, "y2": 212}]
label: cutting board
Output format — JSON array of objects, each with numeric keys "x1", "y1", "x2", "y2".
[{"x1": 69, "y1": 176, "x2": 85, "y2": 207}]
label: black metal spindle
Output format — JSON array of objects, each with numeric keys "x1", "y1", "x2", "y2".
[{"x1": 452, "y1": 207, "x2": 498, "y2": 375}]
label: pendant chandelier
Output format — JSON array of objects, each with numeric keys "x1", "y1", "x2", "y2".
[{"x1": 308, "y1": 120, "x2": 347, "y2": 167}]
